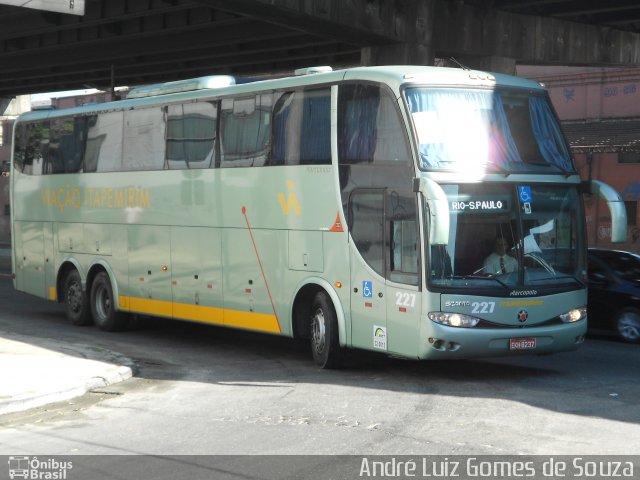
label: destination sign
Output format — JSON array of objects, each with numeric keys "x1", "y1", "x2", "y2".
[{"x1": 450, "y1": 198, "x2": 509, "y2": 213}]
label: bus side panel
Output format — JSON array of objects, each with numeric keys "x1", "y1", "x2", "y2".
[
  {"x1": 13, "y1": 221, "x2": 46, "y2": 299},
  {"x1": 84, "y1": 223, "x2": 112, "y2": 255},
  {"x1": 170, "y1": 226, "x2": 223, "y2": 325},
  {"x1": 288, "y1": 230, "x2": 323, "y2": 273},
  {"x1": 321, "y1": 231, "x2": 352, "y2": 347},
  {"x1": 222, "y1": 228, "x2": 285, "y2": 335},
  {"x1": 126, "y1": 225, "x2": 172, "y2": 318},
  {"x1": 44, "y1": 222, "x2": 55, "y2": 300}
]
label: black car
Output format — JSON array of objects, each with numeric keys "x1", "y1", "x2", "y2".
[{"x1": 587, "y1": 248, "x2": 640, "y2": 343}]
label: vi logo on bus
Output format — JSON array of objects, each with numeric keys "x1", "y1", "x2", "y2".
[{"x1": 278, "y1": 180, "x2": 301, "y2": 216}]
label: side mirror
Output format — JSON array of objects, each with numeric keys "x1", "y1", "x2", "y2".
[
  {"x1": 414, "y1": 177, "x2": 449, "y2": 245},
  {"x1": 1, "y1": 162, "x2": 9, "y2": 178},
  {"x1": 589, "y1": 180, "x2": 627, "y2": 243}
]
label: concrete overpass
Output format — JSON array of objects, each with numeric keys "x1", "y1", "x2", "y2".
[{"x1": 0, "y1": 0, "x2": 639, "y2": 98}]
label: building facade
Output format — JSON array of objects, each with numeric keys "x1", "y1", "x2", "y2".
[
  {"x1": 0, "y1": 96, "x2": 31, "y2": 245},
  {"x1": 519, "y1": 66, "x2": 640, "y2": 254}
]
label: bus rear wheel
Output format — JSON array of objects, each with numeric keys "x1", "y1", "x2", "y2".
[
  {"x1": 90, "y1": 271, "x2": 127, "y2": 332},
  {"x1": 310, "y1": 291, "x2": 342, "y2": 369},
  {"x1": 63, "y1": 269, "x2": 92, "y2": 326}
]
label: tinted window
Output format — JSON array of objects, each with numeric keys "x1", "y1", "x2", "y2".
[
  {"x1": 123, "y1": 107, "x2": 165, "y2": 171},
  {"x1": 272, "y1": 89, "x2": 331, "y2": 165},
  {"x1": 350, "y1": 190, "x2": 385, "y2": 276},
  {"x1": 339, "y1": 83, "x2": 410, "y2": 165},
  {"x1": 48, "y1": 117, "x2": 87, "y2": 173},
  {"x1": 84, "y1": 111, "x2": 123, "y2": 172},
  {"x1": 593, "y1": 251, "x2": 640, "y2": 282},
  {"x1": 166, "y1": 102, "x2": 217, "y2": 169},
  {"x1": 220, "y1": 94, "x2": 271, "y2": 167}
]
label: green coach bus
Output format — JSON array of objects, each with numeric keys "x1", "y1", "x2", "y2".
[{"x1": 9, "y1": 65, "x2": 627, "y2": 368}]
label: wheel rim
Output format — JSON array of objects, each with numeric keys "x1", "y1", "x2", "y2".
[
  {"x1": 311, "y1": 307, "x2": 326, "y2": 354},
  {"x1": 95, "y1": 284, "x2": 111, "y2": 321},
  {"x1": 66, "y1": 281, "x2": 83, "y2": 314},
  {"x1": 618, "y1": 312, "x2": 640, "y2": 342}
]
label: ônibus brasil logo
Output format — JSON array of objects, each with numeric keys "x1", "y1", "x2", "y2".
[{"x1": 8, "y1": 456, "x2": 73, "y2": 480}]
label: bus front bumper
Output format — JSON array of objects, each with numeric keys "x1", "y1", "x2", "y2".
[{"x1": 417, "y1": 319, "x2": 587, "y2": 360}]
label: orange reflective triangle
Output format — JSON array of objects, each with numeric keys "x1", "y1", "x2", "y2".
[{"x1": 329, "y1": 213, "x2": 344, "y2": 232}]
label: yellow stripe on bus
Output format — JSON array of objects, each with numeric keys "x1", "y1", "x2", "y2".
[
  {"x1": 499, "y1": 300, "x2": 545, "y2": 307},
  {"x1": 118, "y1": 295, "x2": 280, "y2": 334}
]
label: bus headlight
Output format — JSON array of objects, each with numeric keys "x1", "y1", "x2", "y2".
[
  {"x1": 559, "y1": 307, "x2": 587, "y2": 323},
  {"x1": 429, "y1": 312, "x2": 480, "y2": 328}
]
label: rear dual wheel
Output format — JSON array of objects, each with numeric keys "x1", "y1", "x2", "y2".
[
  {"x1": 63, "y1": 269, "x2": 92, "y2": 326},
  {"x1": 63, "y1": 269, "x2": 127, "y2": 331},
  {"x1": 90, "y1": 271, "x2": 128, "y2": 332}
]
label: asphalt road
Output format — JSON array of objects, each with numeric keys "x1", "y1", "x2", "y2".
[{"x1": 0, "y1": 275, "x2": 639, "y2": 456}]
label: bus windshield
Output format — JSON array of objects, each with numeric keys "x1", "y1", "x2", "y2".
[
  {"x1": 428, "y1": 184, "x2": 585, "y2": 292},
  {"x1": 405, "y1": 87, "x2": 573, "y2": 173}
]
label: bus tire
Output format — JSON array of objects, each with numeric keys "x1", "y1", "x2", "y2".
[
  {"x1": 63, "y1": 269, "x2": 92, "y2": 326},
  {"x1": 90, "y1": 271, "x2": 127, "y2": 332},
  {"x1": 310, "y1": 291, "x2": 342, "y2": 369}
]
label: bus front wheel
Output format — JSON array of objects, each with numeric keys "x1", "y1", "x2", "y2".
[
  {"x1": 310, "y1": 291, "x2": 342, "y2": 369},
  {"x1": 90, "y1": 272, "x2": 127, "y2": 332},
  {"x1": 63, "y1": 269, "x2": 92, "y2": 326}
]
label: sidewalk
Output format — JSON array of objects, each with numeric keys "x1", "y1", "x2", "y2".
[{"x1": 0, "y1": 334, "x2": 136, "y2": 415}]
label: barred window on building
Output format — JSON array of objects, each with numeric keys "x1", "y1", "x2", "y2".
[{"x1": 619, "y1": 152, "x2": 640, "y2": 163}]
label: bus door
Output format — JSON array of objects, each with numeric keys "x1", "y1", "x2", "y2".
[
  {"x1": 349, "y1": 189, "x2": 422, "y2": 356},
  {"x1": 385, "y1": 213, "x2": 421, "y2": 357},
  {"x1": 349, "y1": 190, "x2": 387, "y2": 352}
]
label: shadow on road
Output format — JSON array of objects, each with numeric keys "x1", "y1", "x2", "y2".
[{"x1": 0, "y1": 274, "x2": 638, "y2": 426}]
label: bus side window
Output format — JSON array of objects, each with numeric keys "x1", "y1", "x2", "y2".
[
  {"x1": 389, "y1": 218, "x2": 419, "y2": 285},
  {"x1": 123, "y1": 107, "x2": 166, "y2": 171},
  {"x1": 350, "y1": 190, "x2": 385, "y2": 277},
  {"x1": 48, "y1": 117, "x2": 86, "y2": 174},
  {"x1": 271, "y1": 89, "x2": 331, "y2": 166},
  {"x1": 166, "y1": 101, "x2": 217, "y2": 169},
  {"x1": 220, "y1": 94, "x2": 272, "y2": 168},
  {"x1": 388, "y1": 190, "x2": 419, "y2": 286},
  {"x1": 16, "y1": 122, "x2": 47, "y2": 175},
  {"x1": 85, "y1": 111, "x2": 124, "y2": 172},
  {"x1": 338, "y1": 83, "x2": 410, "y2": 165},
  {"x1": 12, "y1": 123, "x2": 27, "y2": 173}
]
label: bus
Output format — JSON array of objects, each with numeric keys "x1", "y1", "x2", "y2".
[{"x1": 9, "y1": 65, "x2": 627, "y2": 368}]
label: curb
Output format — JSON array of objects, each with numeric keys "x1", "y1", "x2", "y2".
[{"x1": 0, "y1": 338, "x2": 137, "y2": 416}]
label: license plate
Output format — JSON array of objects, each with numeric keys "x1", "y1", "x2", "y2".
[{"x1": 509, "y1": 337, "x2": 536, "y2": 350}]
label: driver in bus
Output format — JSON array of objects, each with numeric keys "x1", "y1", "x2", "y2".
[{"x1": 483, "y1": 236, "x2": 517, "y2": 275}]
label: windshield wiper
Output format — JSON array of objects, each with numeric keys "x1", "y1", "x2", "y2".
[
  {"x1": 449, "y1": 275, "x2": 509, "y2": 289},
  {"x1": 527, "y1": 274, "x2": 586, "y2": 288}
]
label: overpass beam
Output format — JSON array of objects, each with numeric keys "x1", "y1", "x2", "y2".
[
  {"x1": 456, "y1": 55, "x2": 517, "y2": 75},
  {"x1": 361, "y1": 42, "x2": 435, "y2": 67},
  {"x1": 433, "y1": 0, "x2": 640, "y2": 67},
  {"x1": 201, "y1": 0, "x2": 437, "y2": 66}
]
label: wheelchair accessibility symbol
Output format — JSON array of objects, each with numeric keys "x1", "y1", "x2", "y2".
[
  {"x1": 362, "y1": 281, "x2": 373, "y2": 298},
  {"x1": 518, "y1": 186, "x2": 532, "y2": 203}
]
